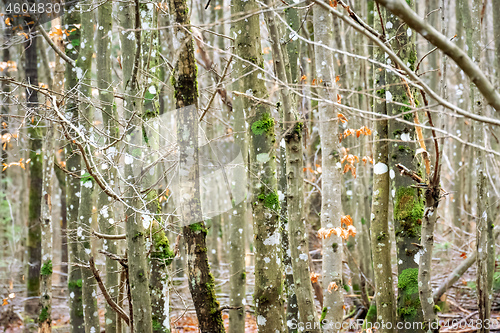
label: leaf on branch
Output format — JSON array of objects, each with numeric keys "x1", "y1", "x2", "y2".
[{"x1": 337, "y1": 113, "x2": 348, "y2": 124}]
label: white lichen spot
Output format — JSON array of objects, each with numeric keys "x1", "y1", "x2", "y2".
[{"x1": 373, "y1": 162, "x2": 388, "y2": 175}]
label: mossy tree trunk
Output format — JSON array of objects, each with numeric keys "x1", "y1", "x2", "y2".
[
  {"x1": 63, "y1": 6, "x2": 85, "y2": 332},
  {"x1": 369, "y1": 8, "x2": 395, "y2": 331},
  {"x1": 385, "y1": 4, "x2": 424, "y2": 331},
  {"x1": 312, "y1": 2, "x2": 344, "y2": 330},
  {"x1": 118, "y1": 0, "x2": 154, "y2": 331},
  {"x1": 39, "y1": 113, "x2": 55, "y2": 333},
  {"x1": 24, "y1": 22, "x2": 42, "y2": 332},
  {"x1": 96, "y1": 1, "x2": 120, "y2": 331},
  {"x1": 231, "y1": 0, "x2": 285, "y2": 330},
  {"x1": 169, "y1": 0, "x2": 225, "y2": 332},
  {"x1": 76, "y1": 2, "x2": 100, "y2": 331},
  {"x1": 262, "y1": 1, "x2": 319, "y2": 331}
]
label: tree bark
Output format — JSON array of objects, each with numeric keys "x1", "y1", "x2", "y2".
[
  {"x1": 63, "y1": 7, "x2": 85, "y2": 332},
  {"x1": 369, "y1": 7, "x2": 395, "y2": 331},
  {"x1": 169, "y1": 0, "x2": 225, "y2": 332},
  {"x1": 96, "y1": 1, "x2": 120, "y2": 331},
  {"x1": 24, "y1": 25, "x2": 42, "y2": 333},
  {"x1": 385, "y1": 3, "x2": 424, "y2": 331},
  {"x1": 76, "y1": 3, "x2": 100, "y2": 332},
  {"x1": 263, "y1": 1, "x2": 319, "y2": 331},
  {"x1": 313, "y1": 2, "x2": 344, "y2": 330}
]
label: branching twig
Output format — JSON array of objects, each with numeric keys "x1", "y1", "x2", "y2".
[
  {"x1": 199, "y1": 54, "x2": 233, "y2": 122},
  {"x1": 89, "y1": 257, "x2": 130, "y2": 326},
  {"x1": 37, "y1": 26, "x2": 76, "y2": 67}
]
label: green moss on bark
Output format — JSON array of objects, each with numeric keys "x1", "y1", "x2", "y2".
[
  {"x1": 397, "y1": 268, "x2": 421, "y2": 321},
  {"x1": 251, "y1": 113, "x2": 275, "y2": 136},
  {"x1": 40, "y1": 260, "x2": 52, "y2": 275},
  {"x1": 394, "y1": 186, "x2": 424, "y2": 237}
]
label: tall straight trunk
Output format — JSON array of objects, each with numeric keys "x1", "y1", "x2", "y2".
[
  {"x1": 25, "y1": 28, "x2": 42, "y2": 333},
  {"x1": 418, "y1": 1, "x2": 447, "y2": 329},
  {"x1": 263, "y1": 1, "x2": 318, "y2": 331},
  {"x1": 229, "y1": 5, "x2": 247, "y2": 328},
  {"x1": 76, "y1": 2, "x2": 100, "y2": 331},
  {"x1": 169, "y1": 0, "x2": 225, "y2": 332},
  {"x1": 96, "y1": 1, "x2": 120, "y2": 332},
  {"x1": 39, "y1": 19, "x2": 65, "y2": 332},
  {"x1": 118, "y1": 0, "x2": 154, "y2": 331},
  {"x1": 39, "y1": 110, "x2": 55, "y2": 333},
  {"x1": 369, "y1": 8, "x2": 395, "y2": 331},
  {"x1": 472, "y1": 0, "x2": 494, "y2": 331},
  {"x1": 141, "y1": 4, "x2": 174, "y2": 332},
  {"x1": 385, "y1": 3, "x2": 424, "y2": 331},
  {"x1": 64, "y1": 7, "x2": 85, "y2": 332},
  {"x1": 312, "y1": 2, "x2": 344, "y2": 330},
  {"x1": 231, "y1": 0, "x2": 285, "y2": 330},
  {"x1": 282, "y1": 4, "x2": 300, "y2": 330}
]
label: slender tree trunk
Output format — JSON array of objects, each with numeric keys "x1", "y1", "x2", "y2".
[
  {"x1": 76, "y1": 3, "x2": 100, "y2": 331},
  {"x1": 63, "y1": 6, "x2": 85, "y2": 332},
  {"x1": 385, "y1": 3, "x2": 424, "y2": 331},
  {"x1": 471, "y1": 1, "x2": 494, "y2": 331},
  {"x1": 25, "y1": 28, "x2": 42, "y2": 333},
  {"x1": 313, "y1": 2, "x2": 344, "y2": 330},
  {"x1": 39, "y1": 111, "x2": 55, "y2": 333},
  {"x1": 169, "y1": 0, "x2": 225, "y2": 332},
  {"x1": 96, "y1": 1, "x2": 120, "y2": 331},
  {"x1": 118, "y1": 0, "x2": 154, "y2": 330},
  {"x1": 369, "y1": 8, "x2": 395, "y2": 331},
  {"x1": 263, "y1": 1, "x2": 319, "y2": 331},
  {"x1": 230, "y1": 0, "x2": 286, "y2": 330},
  {"x1": 282, "y1": 4, "x2": 300, "y2": 330},
  {"x1": 228, "y1": 12, "x2": 247, "y2": 329}
]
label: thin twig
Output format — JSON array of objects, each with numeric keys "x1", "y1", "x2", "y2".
[
  {"x1": 37, "y1": 26, "x2": 76, "y2": 67},
  {"x1": 89, "y1": 257, "x2": 130, "y2": 326},
  {"x1": 199, "y1": 54, "x2": 233, "y2": 122},
  {"x1": 92, "y1": 230, "x2": 127, "y2": 240}
]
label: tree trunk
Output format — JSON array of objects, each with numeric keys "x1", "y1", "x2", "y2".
[
  {"x1": 313, "y1": 2, "x2": 344, "y2": 330},
  {"x1": 24, "y1": 27, "x2": 42, "y2": 333},
  {"x1": 472, "y1": 1, "x2": 494, "y2": 331},
  {"x1": 229, "y1": 8, "x2": 248, "y2": 328},
  {"x1": 169, "y1": 0, "x2": 225, "y2": 332},
  {"x1": 63, "y1": 7, "x2": 85, "y2": 332},
  {"x1": 369, "y1": 7, "x2": 395, "y2": 331},
  {"x1": 263, "y1": 1, "x2": 319, "y2": 331},
  {"x1": 96, "y1": 1, "x2": 120, "y2": 331},
  {"x1": 76, "y1": 3, "x2": 100, "y2": 331},
  {"x1": 118, "y1": 0, "x2": 154, "y2": 330},
  {"x1": 384, "y1": 3, "x2": 424, "y2": 331}
]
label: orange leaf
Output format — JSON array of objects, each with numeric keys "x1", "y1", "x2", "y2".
[
  {"x1": 310, "y1": 272, "x2": 320, "y2": 283},
  {"x1": 301, "y1": 75, "x2": 307, "y2": 81},
  {"x1": 2, "y1": 298, "x2": 8, "y2": 306},
  {"x1": 460, "y1": 252, "x2": 467, "y2": 259},
  {"x1": 327, "y1": 282, "x2": 339, "y2": 293},
  {"x1": 312, "y1": 78, "x2": 317, "y2": 85},
  {"x1": 335, "y1": 75, "x2": 340, "y2": 82},
  {"x1": 5, "y1": 17, "x2": 11, "y2": 26},
  {"x1": 337, "y1": 113, "x2": 348, "y2": 123},
  {"x1": 337, "y1": 94, "x2": 342, "y2": 104}
]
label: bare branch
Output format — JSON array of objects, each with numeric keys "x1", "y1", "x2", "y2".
[{"x1": 89, "y1": 257, "x2": 130, "y2": 326}]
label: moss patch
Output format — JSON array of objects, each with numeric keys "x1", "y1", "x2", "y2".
[
  {"x1": 394, "y1": 186, "x2": 423, "y2": 237},
  {"x1": 41, "y1": 260, "x2": 52, "y2": 276},
  {"x1": 251, "y1": 113, "x2": 274, "y2": 136},
  {"x1": 397, "y1": 268, "x2": 421, "y2": 321},
  {"x1": 258, "y1": 191, "x2": 280, "y2": 210}
]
